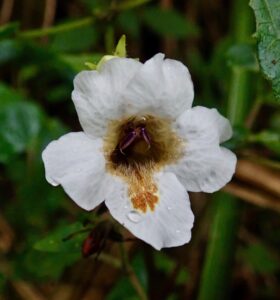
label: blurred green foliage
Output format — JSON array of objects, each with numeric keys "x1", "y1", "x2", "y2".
[{"x1": 0, "y1": 0, "x2": 279, "y2": 299}]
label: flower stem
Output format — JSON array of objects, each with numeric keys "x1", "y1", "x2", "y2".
[
  {"x1": 197, "y1": 1, "x2": 254, "y2": 299},
  {"x1": 18, "y1": 17, "x2": 93, "y2": 38},
  {"x1": 120, "y1": 244, "x2": 148, "y2": 300}
]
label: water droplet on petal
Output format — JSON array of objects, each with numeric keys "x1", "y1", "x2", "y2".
[{"x1": 127, "y1": 210, "x2": 142, "y2": 223}]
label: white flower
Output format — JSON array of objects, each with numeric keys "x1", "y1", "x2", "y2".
[{"x1": 42, "y1": 53, "x2": 237, "y2": 250}]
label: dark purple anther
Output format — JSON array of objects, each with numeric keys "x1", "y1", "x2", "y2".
[
  {"x1": 119, "y1": 130, "x2": 138, "y2": 154},
  {"x1": 119, "y1": 124, "x2": 152, "y2": 155},
  {"x1": 141, "y1": 127, "x2": 151, "y2": 149}
]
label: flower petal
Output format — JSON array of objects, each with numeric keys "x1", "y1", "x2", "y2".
[
  {"x1": 167, "y1": 106, "x2": 236, "y2": 192},
  {"x1": 174, "y1": 106, "x2": 233, "y2": 144},
  {"x1": 72, "y1": 58, "x2": 142, "y2": 138},
  {"x1": 105, "y1": 172, "x2": 194, "y2": 250},
  {"x1": 123, "y1": 53, "x2": 194, "y2": 119},
  {"x1": 42, "y1": 132, "x2": 107, "y2": 210}
]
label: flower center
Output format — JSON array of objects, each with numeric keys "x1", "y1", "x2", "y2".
[{"x1": 104, "y1": 115, "x2": 183, "y2": 212}]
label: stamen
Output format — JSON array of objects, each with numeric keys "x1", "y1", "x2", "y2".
[{"x1": 103, "y1": 115, "x2": 184, "y2": 213}]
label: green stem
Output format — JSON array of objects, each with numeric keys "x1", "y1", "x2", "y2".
[
  {"x1": 18, "y1": 17, "x2": 93, "y2": 38},
  {"x1": 120, "y1": 244, "x2": 148, "y2": 300},
  {"x1": 197, "y1": 1, "x2": 253, "y2": 299}
]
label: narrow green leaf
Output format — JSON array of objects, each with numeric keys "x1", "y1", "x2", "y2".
[
  {"x1": 34, "y1": 222, "x2": 88, "y2": 253},
  {"x1": 115, "y1": 0, "x2": 151, "y2": 11},
  {"x1": 250, "y1": 0, "x2": 280, "y2": 99},
  {"x1": 114, "y1": 35, "x2": 127, "y2": 57},
  {"x1": 248, "y1": 130, "x2": 280, "y2": 154}
]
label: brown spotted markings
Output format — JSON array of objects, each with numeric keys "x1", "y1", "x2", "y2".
[{"x1": 129, "y1": 182, "x2": 158, "y2": 213}]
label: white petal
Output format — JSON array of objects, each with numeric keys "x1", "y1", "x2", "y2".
[
  {"x1": 42, "y1": 132, "x2": 107, "y2": 211},
  {"x1": 123, "y1": 53, "x2": 194, "y2": 119},
  {"x1": 166, "y1": 107, "x2": 236, "y2": 193},
  {"x1": 105, "y1": 172, "x2": 194, "y2": 250},
  {"x1": 174, "y1": 106, "x2": 233, "y2": 144},
  {"x1": 72, "y1": 58, "x2": 142, "y2": 138},
  {"x1": 169, "y1": 147, "x2": 237, "y2": 193},
  {"x1": 167, "y1": 106, "x2": 236, "y2": 192}
]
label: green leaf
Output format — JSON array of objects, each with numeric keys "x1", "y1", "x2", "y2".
[
  {"x1": 0, "y1": 86, "x2": 42, "y2": 163},
  {"x1": 34, "y1": 222, "x2": 88, "y2": 253},
  {"x1": 0, "y1": 102, "x2": 42, "y2": 153},
  {"x1": 226, "y1": 43, "x2": 259, "y2": 71},
  {"x1": 143, "y1": 7, "x2": 199, "y2": 39},
  {"x1": 60, "y1": 53, "x2": 103, "y2": 72},
  {"x1": 0, "y1": 40, "x2": 21, "y2": 65},
  {"x1": 117, "y1": 11, "x2": 140, "y2": 38},
  {"x1": 248, "y1": 130, "x2": 280, "y2": 154},
  {"x1": 240, "y1": 243, "x2": 280, "y2": 274},
  {"x1": 154, "y1": 252, "x2": 175, "y2": 274},
  {"x1": 115, "y1": 0, "x2": 151, "y2": 11},
  {"x1": 250, "y1": 0, "x2": 280, "y2": 99},
  {"x1": 107, "y1": 253, "x2": 148, "y2": 300},
  {"x1": 114, "y1": 35, "x2": 127, "y2": 57},
  {"x1": 0, "y1": 22, "x2": 19, "y2": 39},
  {"x1": 0, "y1": 273, "x2": 6, "y2": 292},
  {"x1": 17, "y1": 249, "x2": 80, "y2": 280},
  {"x1": 175, "y1": 268, "x2": 190, "y2": 285},
  {"x1": 50, "y1": 24, "x2": 98, "y2": 53}
]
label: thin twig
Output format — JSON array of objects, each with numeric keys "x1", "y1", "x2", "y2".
[
  {"x1": 224, "y1": 182, "x2": 280, "y2": 213},
  {"x1": 120, "y1": 243, "x2": 148, "y2": 300},
  {"x1": 42, "y1": 0, "x2": 57, "y2": 29},
  {"x1": 11, "y1": 281, "x2": 47, "y2": 300},
  {"x1": 235, "y1": 159, "x2": 280, "y2": 196},
  {"x1": 18, "y1": 17, "x2": 93, "y2": 38},
  {"x1": 0, "y1": 0, "x2": 14, "y2": 25}
]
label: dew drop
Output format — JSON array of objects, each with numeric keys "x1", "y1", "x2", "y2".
[{"x1": 127, "y1": 210, "x2": 142, "y2": 223}]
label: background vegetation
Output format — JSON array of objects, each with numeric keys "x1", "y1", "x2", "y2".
[{"x1": 0, "y1": 0, "x2": 279, "y2": 299}]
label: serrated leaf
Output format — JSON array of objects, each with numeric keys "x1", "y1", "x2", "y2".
[
  {"x1": 34, "y1": 222, "x2": 88, "y2": 253},
  {"x1": 250, "y1": 0, "x2": 280, "y2": 99}
]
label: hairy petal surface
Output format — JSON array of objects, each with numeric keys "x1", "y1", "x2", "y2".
[
  {"x1": 42, "y1": 132, "x2": 107, "y2": 210},
  {"x1": 123, "y1": 53, "x2": 194, "y2": 119},
  {"x1": 105, "y1": 172, "x2": 194, "y2": 250},
  {"x1": 72, "y1": 58, "x2": 142, "y2": 138},
  {"x1": 167, "y1": 106, "x2": 237, "y2": 192}
]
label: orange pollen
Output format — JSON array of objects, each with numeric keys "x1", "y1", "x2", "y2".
[{"x1": 130, "y1": 184, "x2": 159, "y2": 213}]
